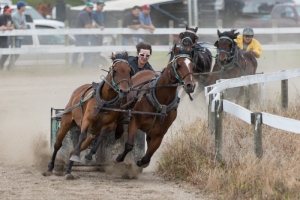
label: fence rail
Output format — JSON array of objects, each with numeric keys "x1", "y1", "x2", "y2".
[
  {"x1": 1, "y1": 27, "x2": 300, "y2": 36},
  {"x1": 205, "y1": 69, "x2": 300, "y2": 160},
  {"x1": 1, "y1": 27, "x2": 300, "y2": 56}
]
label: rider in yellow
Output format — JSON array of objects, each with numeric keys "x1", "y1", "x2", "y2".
[{"x1": 234, "y1": 27, "x2": 262, "y2": 58}]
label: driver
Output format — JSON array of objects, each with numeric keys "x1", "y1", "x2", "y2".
[
  {"x1": 234, "y1": 27, "x2": 262, "y2": 58},
  {"x1": 128, "y1": 42, "x2": 154, "y2": 74}
]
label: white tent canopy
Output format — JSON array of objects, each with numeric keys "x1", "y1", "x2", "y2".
[{"x1": 71, "y1": 0, "x2": 175, "y2": 11}]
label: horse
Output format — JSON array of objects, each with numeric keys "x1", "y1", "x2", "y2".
[
  {"x1": 176, "y1": 26, "x2": 213, "y2": 93},
  {"x1": 205, "y1": 29, "x2": 257, "y2": 96},
  {"x1": 46, "y1": 51, "x2": 134, "y2": 179},
  {"x1": 112, "y1": 44, "x2": 195, "y2": 168}
]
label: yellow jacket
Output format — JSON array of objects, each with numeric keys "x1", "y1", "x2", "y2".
[{"x1": 234, "y1": 34, "x2": 262, "y2": 58}]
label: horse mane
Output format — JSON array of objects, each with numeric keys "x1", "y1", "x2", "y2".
[{"x1": 111, "y1": 51, "x2": 129, "y2": 61}]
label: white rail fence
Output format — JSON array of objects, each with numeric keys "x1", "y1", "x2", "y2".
[
  {"x1": 1, "y1": 27, "x2": 300, "y2": 55},
  {"x1": 205, "y1": 68, "x2": 300, "y2": 161}
]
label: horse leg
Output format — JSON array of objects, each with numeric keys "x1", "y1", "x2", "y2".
[
  {"x1": 115, "y1": 119, "x2": 138, "y2": 163},
  {"x1": 82, "y1": 128, "x2": 110, "y2": 164},
  {"x1": 65, "y1": 125, "x2": 88, "y2": 177},
  {"x1": 146, "y1": 135, "x2": 151, "y2": 148},
  {"x1": 115, "y1": 121, "x2": 124, "y2": 140},
  {"x1": 137, "y1": 135, "x2": 163, "y2": 168},
  {"x1": 46, "y1": 115, "x2": 74, "y2": 175}
]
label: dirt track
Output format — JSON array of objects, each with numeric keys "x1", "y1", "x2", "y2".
[
  {"x1": 1, "y1": 50, "x2": 300, "y2": 199},
  {"x1": 0, "y1": 67, "x2": 207, "y2": 200}
]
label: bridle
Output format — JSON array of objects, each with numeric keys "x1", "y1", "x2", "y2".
[
  {"x1": 168, "y1": 54, "x2": 194, "y2": 84},
  {"x1": 102, "y1": 58, "x2": 133, "y2": 93},
  {"x1": 180, "y1": 30, "x2": 198, "y2": 47},
  {"x1": 217, "y1": 36, "x2": 236, "y2": 62}
]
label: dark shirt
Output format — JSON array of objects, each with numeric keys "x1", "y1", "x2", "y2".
[
  {"x1": 0, "y1": 14, "x2": 13, "y2": 43},
  {"x1": 128, "y1": 56, "x2": 154, "y2": 74},
  {"x1": 75, "y1": 9, "x2": 92, "y2": 42},
  {"x1": 91, "y1": 11, "x2": 104, "y2": 27},
  {"x1": 122, "y1": 12, "x2": 140, "y2": 39}
]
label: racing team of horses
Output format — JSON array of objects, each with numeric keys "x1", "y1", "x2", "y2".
[{"x1": 46, "y1": 27, "x2": 257, "y2": 178}]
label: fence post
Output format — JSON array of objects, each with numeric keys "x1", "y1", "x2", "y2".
[
  {"x1": 169, "y1": 20, "x2": 174, "y2": 46},
  {"x1": 9, "y1": 36, "x2": 15, "y2": 70},
  {"x1": 207, "y1": 87, "x2": 215, "y2": 134},
  {"x1": 64, "y1": 20, "x2": 69, "y2": 67},
  {"x1": 244, "y1": 85, "x2": 250, "y2": 109},
  {"x1": 281, "y1": 79, "x2": 288, "y2": 109},
  {"x1": 118, "y1": 20, "x2": 122, "y2": 45},
  {"x1": 251, "y1": 112, "x2": 263, "y2": 159},
  {"x1": 214, "y1": 93, "x2": 223, "y2": 162},
  {"x1": 217, "y1": 19, "x2": 223, "y2": 29}
]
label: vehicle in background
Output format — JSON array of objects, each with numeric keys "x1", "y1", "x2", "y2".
[
  {"x1": 232, "y1": 3, "x2": 300, "y2": 43},
  {"x1": 234, "y1": 3, "x2": 300, "y2": 28},
  {"x1": 8, "y1": 17, "x2": 110, "y2": 68},
  {"x1": 11, "y1": 5, "x2": 65, "y2": 28},
  {"x1": 0, "y1": 0, "x2": 12, "y2": 7}
]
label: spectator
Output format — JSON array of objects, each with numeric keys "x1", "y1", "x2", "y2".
[
  {"x1": 71, "y1": 2, "x2": 94, "y2": 68},
  {"x1": 90, "y1": 0, "x2": 105, "y2": 67},
  {"x1": 0, "y1": 5, "x2": 14, "y2": 70},
  {"x1": 234, "y1": 27, "x2": 262, "y2": 58},
  {"x1": 122, "y1": 6, "x2": 141, "y2": 45},
  {"x1": 11, "y1": 1, "x2": 27, "y2": 66},
  {"x1": 128, "y1": 42, "x2": 154, "y2": 74},
  {"x1": 139, "y1": 4, "x2": 155, "y2": 43}
]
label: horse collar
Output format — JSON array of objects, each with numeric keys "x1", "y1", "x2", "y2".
[
  {"x1": 93, "y1": 81, "x2": 123, "y2": 116},
  {"x1": 146, "y1": 76, "x2": 180, "y2": 123}
]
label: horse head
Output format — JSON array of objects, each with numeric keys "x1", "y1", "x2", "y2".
[
  {"x1": 179, "y1": 25, "x2": 198, "y2": 52},
  {"x1": 214, "y1": 29, "x2": 239, "y2": 62},
  {"x1": 170, "y1": 44, "x2": 195, "y2": 94},
  {"x1": 109, "y1": 51, "x2": 134, "y2": 97}
]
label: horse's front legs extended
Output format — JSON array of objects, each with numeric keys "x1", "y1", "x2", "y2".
[
  {"x1": 137, "y1": 135, "x2": 163, "y2": 168},
  {"x1": 115, "y1": 119, "x2": 138, "y2": 163}
]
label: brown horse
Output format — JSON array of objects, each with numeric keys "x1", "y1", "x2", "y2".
[
  {"x1": 205, "y1": 29, "x2": 257, "y2": 87},
  {"x1": 46, "y1": 51, "x2": 134, "y2": 178},
  {"x1": 113, "y1": 44, "x2": 195, "y2": 168}
]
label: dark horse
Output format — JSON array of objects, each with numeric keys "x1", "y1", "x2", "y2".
[
  {"x1": 205, "y1": 29, "x2": 257, "y2": 91},
  {"x1": 113, "y1": 44, "x2": 195, "y2": 168},
  {"x1": 46, "y1": 51, "x2": 134, "y2": 179},
  {"x1": 172, "y1": 26, "x2": 212, "y2": 93}
]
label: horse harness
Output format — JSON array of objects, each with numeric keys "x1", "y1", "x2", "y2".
[{"x1": 216, "y1": 36, "x2": 248, "y2": 77}]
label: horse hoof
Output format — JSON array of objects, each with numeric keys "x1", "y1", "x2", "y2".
[
  {"x1": 113, "y1": 155, "x2": 123, "y2": 163},
  {"x1": 69, "y1": 155, "x2": 81, "y2": 162},
  {"x1": 65, "y1": 173, "x2": 74, "y2": 180},
  {"x1": 80, "y1": 156, "x2": 94, "y2": 166},
  {"x1": 137, "y1": 160, "x2": 149, "y2": 168},
  {"x1": 112, "y1": 155, "x2": 119, "y2": 163},
  {"x1": 42, "y1": 171, "x2": 53, "y2": 176}
]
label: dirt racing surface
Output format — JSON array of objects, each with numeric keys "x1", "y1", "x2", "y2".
[
  {"x1": 1, "y1": 50, "x2": 299, "y2": 200},
  {"x1": 0, "y1": 67, "x2": 207, "y2": 200}
]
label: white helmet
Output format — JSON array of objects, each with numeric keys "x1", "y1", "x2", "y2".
[{"x1": 243, "y1": 27, "x2": 254, "y2": 36}]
